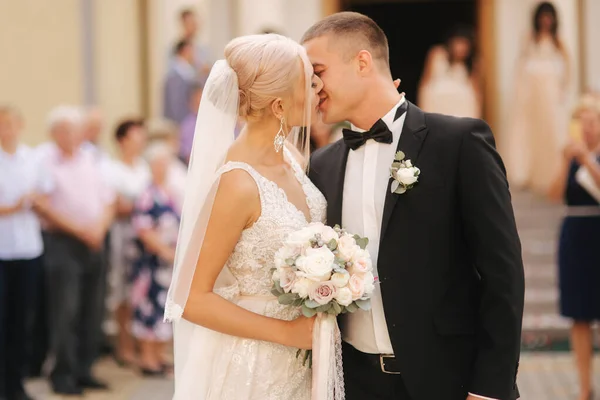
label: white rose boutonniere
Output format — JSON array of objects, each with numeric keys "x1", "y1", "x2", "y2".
[{"x1": 390, "y1": 151, "x2": 420, "y2": 194}]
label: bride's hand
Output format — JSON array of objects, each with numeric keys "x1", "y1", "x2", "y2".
[{"x1": 284, "y1": 316, "x2": 316, "y2": 350}]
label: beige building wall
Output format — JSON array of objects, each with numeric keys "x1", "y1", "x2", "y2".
[
  {"x1": 583, "y1": 0, "x2": 600, "y2": 91},
  {"x1": 93, "y1": 0, "x2": 143, "y2": 153},
  {"x1": 0, "y1": 0, "x2": 84, "y2": 146}
]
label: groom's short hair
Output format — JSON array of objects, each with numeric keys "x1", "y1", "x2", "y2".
[{"x1": 302, "y1": 12, "x2": 389, "y2": 67}]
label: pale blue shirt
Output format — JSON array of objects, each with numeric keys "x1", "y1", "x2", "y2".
[{"x1": 0, "y1": 144, "x2": 54, "y2": 259}]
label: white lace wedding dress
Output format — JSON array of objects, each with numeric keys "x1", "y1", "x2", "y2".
[{"x1": 197, "y1": 148, "x2": 327, "y2": 399}]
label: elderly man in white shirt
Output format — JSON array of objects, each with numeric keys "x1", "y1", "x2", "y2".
[{"x1": 0, "y1": 106, "x2": 53, "y2": 400}]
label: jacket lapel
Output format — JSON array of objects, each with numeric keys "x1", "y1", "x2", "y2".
[
  {"x1": 326, "y1": 140, "x2": 350, "y2": 228},
  {"x1": 380, "y1": 102, "x2": 428, "y2": 240}
]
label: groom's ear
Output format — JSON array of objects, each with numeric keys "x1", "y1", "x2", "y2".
[{"x1": 356, "y1": 50, "x2": 373, "y2": 75}]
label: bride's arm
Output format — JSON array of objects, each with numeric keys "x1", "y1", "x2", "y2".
[{"x1": 182, "y1": 169, "x2": 313, "y2": 349}]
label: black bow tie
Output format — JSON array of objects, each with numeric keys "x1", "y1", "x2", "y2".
[{"x1": 342, "y1": 101, "x2": 408, "y2": 151}]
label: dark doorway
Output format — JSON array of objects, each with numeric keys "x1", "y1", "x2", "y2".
[{"x1": 344, "y1": 0, "x2": 477, "y2": 105}]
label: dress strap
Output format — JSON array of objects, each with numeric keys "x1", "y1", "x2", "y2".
[
  {"x1": 283, "y1": 146, "x2": 305, "y2": 178},
  {"x1": 216, "y1": 161, "x2": 267, "y2": 211}
]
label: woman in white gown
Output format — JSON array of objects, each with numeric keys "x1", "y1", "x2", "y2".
[
  {"x1": 163, "y1": 34, "x2": 330, "y2": 399},
  {"x1": 501, "y1": 1, "x2": 570, "y2": 195},
  {"x1": 418, "y1": 26, "x2": 481, "y2": 119}
]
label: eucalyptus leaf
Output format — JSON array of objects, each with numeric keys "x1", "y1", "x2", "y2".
[
  {"x1": 271, "y1": 288, "x2": 282, "y2": 297},
  {"x1": 346, "y1": 302, "x2": 359, "y2": 313},
  {"x1": 327, "y1": 239, "x2": 338, "y2": 251},
  {"x1": 305, "y1": 299, "x2": 320, "y2": 309},
  {"x1": 333, "y1": 267, "x2": 348, "y2": 275},
  {"x1": 355, "y1": 299, "x2": 372, "y2": 311},
  {"x1": 302, "y1": 304, "x2": 317, "y2": 317},
  {"x1": 334, "y1": 257, "x2": 347, "y2": 266},
  {"x1": 390, "y1": 180, "x2": 400, "y2": 194},
  {"x1": 292, "y1": 298, "x2": 305, "y2": 307},
  {"x1": 355, "y1": 237, "x2": 369, "y2": 250},
  {"x1": 327, "y1": 307, "x2": 338, "y2": 315},
  {"x1": 296, "y1": 348, "x2": 302, "y2": 358},
  {"x1": 394, "y1": 185, "x2": 407, "y2": 195},
  {"x1": 274, "y1": 280, "x2": 283, "y2": 293},
  {"x1": 331, "y1": 301, "x2": 342, "y2": 315},
  {"x1": 316, "y1": 303, "x2": 332, "y2": 313},
  {"x1": 278, "y1": 293, "x2": 299, "y2": 305}
]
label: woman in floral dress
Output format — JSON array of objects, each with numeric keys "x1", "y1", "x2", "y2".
[{"x1": 130, "y1": 142, "x2": 180, "y2": 375}]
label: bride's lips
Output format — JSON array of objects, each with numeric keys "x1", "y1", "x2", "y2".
[{"x1": 318, "y1": 95, "x2": 328, "y2": 110}]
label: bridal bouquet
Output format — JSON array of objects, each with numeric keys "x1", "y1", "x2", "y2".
[
  {"x1": 271, "y1": 222, "x2": 375, "y2": 317},
  {"x1": 272, "y1": 223, "x2": 375, "y2": 370}
]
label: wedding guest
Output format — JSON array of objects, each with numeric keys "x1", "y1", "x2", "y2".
[
  {"x1": 164, "y1": 40, "x2": 198, "y2": 125},
  {"x1": 81, "y1": 107, "x2": 107, "y2": 160},
  {"x1": 33, "y1": 106, "x2": 115, "y2": 395},
  {"x1": 147, "y1": 121, "x2": 187, "y2": 213},
  {"x1": 105, "y1": 119, "x2": 151, "y2": 367},
  {"x1": 548, "y1": 95, "x2": 600, "y2": 400},
  {"x1": 418, "y1": 25, "x2": 481, "y2": 118},
  {"x1": 178, "y1": 84, "x2": 202, "y2": 163},
  {"x1": 130, "y1": 142, "x2": 180, "y2": 375},
  {"x1": 502, "y1": 1, "x2": 570, "y2": 195},
  {"x1": 178, "y1": 8, "x2": 212, "y2": 84},
  {"x1": 0, "y1": 106, "x2": 51, "y2": 400}
]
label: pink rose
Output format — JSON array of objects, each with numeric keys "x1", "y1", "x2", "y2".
[
  {"x1": 348, "y1": 274, "x2": 366, "y2": 300},
  {"x1": 337, "y1": 234, "x2": 359, "y2": 261},
  {"x1": 279, "y1": 267, "x2": 297, "y2": 293},
  {"x1": 310, "y1": 281, "x2": 337, "y2": 305},
  {"x1": 349, "y1": 249, "x2": 372, "y2": 274}
]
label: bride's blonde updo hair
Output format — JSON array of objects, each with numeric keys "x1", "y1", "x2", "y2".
[{"x1": 225, "y1": 34, "x2": 309, "y2": 120}]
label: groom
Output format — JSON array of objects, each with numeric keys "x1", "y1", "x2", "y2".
[{"x1": 304, "y1": 12, "x2": 524, "y2": 400}]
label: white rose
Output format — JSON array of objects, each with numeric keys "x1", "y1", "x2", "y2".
[
  {"x1": 335, "y1": 287, "x2": 353, "y2": 307},
  {"x1": 296, "y1": 247, "x2": 334, "y2": 281},
  {"x1": 337, "y1": 234, "x2": 359, "y2": 261},
  {"x1": 331, "y1": 272, "x2": 350, "y2": 288},
  {"x1": 274, "y1": 246, "x2": 298, "y2": 269},
  {"x1": 272, "y1": 268, "x2": 281, "y2": 282},
  {"x1": 348, "y1": 274, "x2": 366, "y2": 300},
  {"x1": 350, "y1": 249, "x2": 373, "y2": 273},
  {"x1": 362, "y1": 271, "x2": 376, "y2": 296},
  {"x1": 394, "y1": 167, "x2": 419, "y2": 186},
  {"x1": 404, "y1": 159, "x2": 412, "y2": 168},
  {"x1": 292, "y1": 277, "x2": 313, "y2": 298},
  {"x1": 318, "y1": 225, "x2": 339, "y2": 244},
  {"x1": 287, "y1": 226, "x2": 316, "y2": 246}
]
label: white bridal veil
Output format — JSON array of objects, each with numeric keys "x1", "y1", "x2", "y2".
[{"x1": 164, "y1": 35, "x2": 315, "y2": 399}]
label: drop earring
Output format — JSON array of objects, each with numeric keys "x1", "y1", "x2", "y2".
[{"x1": 274, "y1": 117, "x2": 286, "y2": 153}]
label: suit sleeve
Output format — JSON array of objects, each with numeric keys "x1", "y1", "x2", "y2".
[{"x1": 458, "y1": 120, "x2": 525, "y2": 399}]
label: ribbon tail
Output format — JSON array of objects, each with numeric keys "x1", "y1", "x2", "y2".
[{"x1": 311, "y1": 314, "x2": 345, "y2": 400}]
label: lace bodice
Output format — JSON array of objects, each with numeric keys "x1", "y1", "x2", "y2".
[{"x1": 214, "y1": 148, "x2": 327, "y2": 304}]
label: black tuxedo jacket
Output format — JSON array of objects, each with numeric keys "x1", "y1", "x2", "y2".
[{"x1": 309, "y1": 102, "x2": 525, "y2": 400}]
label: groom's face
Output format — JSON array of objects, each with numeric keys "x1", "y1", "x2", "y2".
[{"x1": 304, "y1": 35, "x2": 363, "y2": 124}]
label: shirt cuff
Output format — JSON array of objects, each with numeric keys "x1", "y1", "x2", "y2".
[{"x1": 469, "y1": 393, "x2": 499, "y2": 400}]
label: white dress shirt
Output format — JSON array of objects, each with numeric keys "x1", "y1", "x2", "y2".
[
  {"x1": 341, "y1": 97, "x2": 406, "y2": 355},
  {"x1": 0, "y1": 144, "x2": 54, "y2": 259},
  {"x1": 339, "y1": 99, "x2": 496, "y2": 400}
]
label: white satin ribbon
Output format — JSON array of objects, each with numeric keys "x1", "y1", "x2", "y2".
[{"x1": 311, "y1": 314, "x2": 345, "y2": 400}]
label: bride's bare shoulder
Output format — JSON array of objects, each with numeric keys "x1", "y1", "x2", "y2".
[{"x1": 214, "y1": 165, "x2": 261, "y2": 225}]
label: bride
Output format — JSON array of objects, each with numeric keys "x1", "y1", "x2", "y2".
[{"x1": 164, "y1": 34, "x2": 329, "y2": 399}]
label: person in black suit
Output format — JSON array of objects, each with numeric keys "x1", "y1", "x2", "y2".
[{"x1": 303, "y1": 12, "x2": 524, "y2": 400}]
